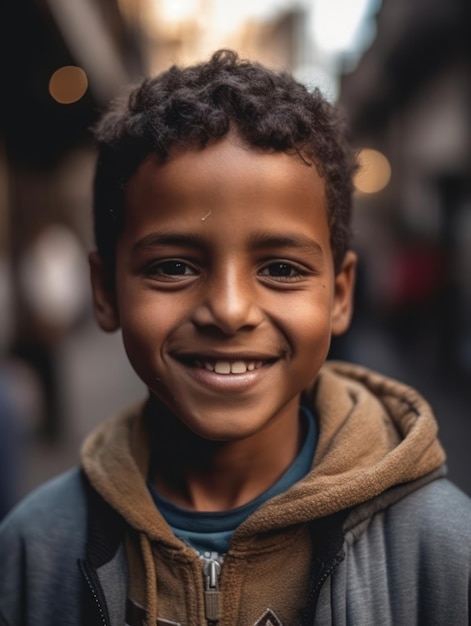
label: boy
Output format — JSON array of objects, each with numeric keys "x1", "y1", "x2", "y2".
[{"x1": 0, "y1": 50, "x2": 469, "y2": 626}]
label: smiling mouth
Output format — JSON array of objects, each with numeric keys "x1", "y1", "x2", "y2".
[{"x1": 176, "y1": 356, "x2": 277, "y2": 375}]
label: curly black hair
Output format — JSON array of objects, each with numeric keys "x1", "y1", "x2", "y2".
[{"x1": 93, "y1": 49, "x2": 357, "y2": 273}]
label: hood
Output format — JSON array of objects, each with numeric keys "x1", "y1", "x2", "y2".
[{"x1": 81, "y1": 361, "x2": 446, "y2": 544}]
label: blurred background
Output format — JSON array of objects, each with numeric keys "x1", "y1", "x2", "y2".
[{"x1": 0, "y1": 0, "x2": 470, "y2": 518}]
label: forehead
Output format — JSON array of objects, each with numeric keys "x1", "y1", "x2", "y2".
[{"x1": 123, "y1": 136, "x2": 329, "y2": 243}]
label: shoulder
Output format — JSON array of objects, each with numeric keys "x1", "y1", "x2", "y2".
[
  {"x1": 0, "y1": 468, "x2": 88, "y2": 626},
  {"x1": 0, "y1": 467, "x2": 89, "y2": 572},
  {"x1": 340, "y1": 479, "x2": 470, "y2": 624},
  {"x1": 385, "y1": 478, "x2": 471, "y2": 544},
  {"x1": 0, "y1": 467, "x2": 87, "y2": 545},
  {"x1": 352, "y1": 477, "x2": 471, "y2": 562}
]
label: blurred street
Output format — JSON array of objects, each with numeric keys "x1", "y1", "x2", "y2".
[
  {"x1": 18, "y1": 315, "x2": 145, "y2": 497},
  {"x1": 1, "y1": 0, "x2": 470, "y2": 514}
]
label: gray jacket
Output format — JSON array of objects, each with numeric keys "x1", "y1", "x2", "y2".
[{"x1": 1, "y1": 467, "x2": 470, "y2": 626}]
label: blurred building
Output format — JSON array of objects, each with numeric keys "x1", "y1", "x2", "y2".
[
  {"x1": 137, "y1": 0, "x2": 376, "y2": 100},
  {"x1": 0, "y1": 0, "x2": 145, "y2": 440},
  {"x1": 335, "y1": 0, "x2": 471, "y2": 494},
  {"x1": 339, "y1": 0, "x2": 471, "y2": 379}
]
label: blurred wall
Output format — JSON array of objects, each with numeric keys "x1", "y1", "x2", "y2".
[{"x1": 338, "y1": 0, "x2": 471, "y2": 492}]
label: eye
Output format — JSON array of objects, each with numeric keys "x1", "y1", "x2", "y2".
[
  {"x1": 258, "y1": 262, "x2": 304, "y2": 281},
  {"x1": 262, "y1": 262, "x2": 296, "y2": 277},
  {"x1": 146, "y1": 259, "x2": 196, "y2": 278}
]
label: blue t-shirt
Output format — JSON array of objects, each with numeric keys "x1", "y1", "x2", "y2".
[{"x1": 148, "y1": 406, "x2": 317, "y2": 556}]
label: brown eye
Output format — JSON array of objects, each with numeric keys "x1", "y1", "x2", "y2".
[
  {"x1": 272, "y1": 263, "x2": 293, "y2": 276},
  {"x1": 158, "y1": 261, "x2": 190, "y2": 275},
  {"x1": 258, "y1": 261, "x2": 308, "y2": 284},
  {"x1": 146, "y1": 259, "x2": 196, "y2": 277},
  {"x1": 264, "y1": 263, "x2": 296, "y2": 277}
]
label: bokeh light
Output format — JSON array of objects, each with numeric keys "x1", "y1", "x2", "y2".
[
  {"x1": 48, "y1": 66, "x2": 88, "y2": 104},
  {"x1": 354, "y1": 148, "x2": 391, "y2": 194}
]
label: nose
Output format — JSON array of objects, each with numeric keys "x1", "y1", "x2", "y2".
[{"x1": 191, "y1": 265, "x2": 264, "y2": 335}]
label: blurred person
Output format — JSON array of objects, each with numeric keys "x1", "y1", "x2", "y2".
[
  {"x1": 12, "y1": 225, "x2": 89, "y2": 442},
  {"x1": 0, "y1": 258, "x2": 29, "y2": 519},
  {"x1": 386, "y1": 230, "x2": 447, "y2": 350},
  {"x1": 0, "y1": 370, "x2": 20, "y2": 519},
  {"x1": 0, "y1": 354, "x2": 42, "y2": 520},
  {"x1": 0, "y1": 51, "x2": 470, "y2": 626},
  {"x1": 0, "y1": 353, "x2": 44, "y2": 519}
]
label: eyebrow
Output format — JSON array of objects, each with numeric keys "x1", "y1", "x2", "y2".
[
  {"x1": 132, "y1": 232, "x2": 206, "y2": 254},
  {"x1": 248, "y1": 232, "x2": 325, "y2": 256},
  {"x1": 132, "y1": 231, "x2": 325, "y2": 256}
]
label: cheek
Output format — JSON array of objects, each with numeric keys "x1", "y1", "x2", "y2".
[
  {"x1": 296, "y1": 318, "x2": 332, "y2": 370},
  {"x1": 119, "y1": 305, "x2": 165, "y2": 377},
  {"x1": 281, "y1": 294, "x2": 333, "y2": 351},
  {"x1": 275, "y1": 298, "x2": 333, "y2": 389}
]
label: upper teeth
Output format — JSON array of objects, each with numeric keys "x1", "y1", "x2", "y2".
[{"x1": 202, "y1": 360, "x2": 258, "y2": 374}]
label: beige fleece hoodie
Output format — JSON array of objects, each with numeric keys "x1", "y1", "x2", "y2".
[{"x1": 81, "y1": 362, "x2": 445, "y2": 626}]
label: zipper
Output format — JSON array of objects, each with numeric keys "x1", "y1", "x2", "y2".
[
  {"x1": 201, "y1": 553, "x2": 223, "y2": 625},
  {"x1": 301, "y1": 551, "x2": 345, "y2": 626},
  {"x1": 78, "y1": 559, "x2": 110, "y2": 626}
]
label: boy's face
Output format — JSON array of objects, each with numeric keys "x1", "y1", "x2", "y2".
[{"x1": 90, "y1": 135, "x2": 356, "y2": 442}]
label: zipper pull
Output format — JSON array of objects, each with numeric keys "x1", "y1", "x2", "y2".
[{"x1": 203, "y1": 559, "x2": 221, "y2": 624}]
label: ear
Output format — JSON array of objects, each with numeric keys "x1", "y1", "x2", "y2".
[
  {"x1": 88, "y1": 251, "x2": 120, "y2": 332},
  {"x1": 331, "y1": 250, "x2": 357, "y2": 336}
]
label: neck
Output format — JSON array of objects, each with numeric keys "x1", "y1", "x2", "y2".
[{"x1": 146, "y1": 397, "x2": 304, "y2": 512}]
